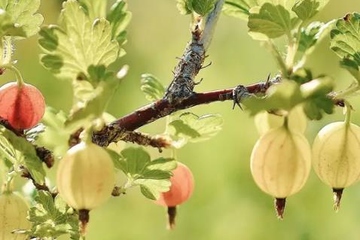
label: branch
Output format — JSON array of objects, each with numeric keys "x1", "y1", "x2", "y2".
[{"x1": 92, "y1": 78, "x2": 277, "y2": 147}]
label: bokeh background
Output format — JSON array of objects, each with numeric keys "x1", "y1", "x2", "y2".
[{"x1": 2, "y1": 1, "x2": 360, "y2": 240}]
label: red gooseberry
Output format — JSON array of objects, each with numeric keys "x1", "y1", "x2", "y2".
[
  {"x1": 155, "y1": 162, "x2": 195, "y2": 207},
  {"x1": 0, "y1": 82, "x2": 45, "y2": 130}
]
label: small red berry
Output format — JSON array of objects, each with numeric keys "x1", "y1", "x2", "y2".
[
  {"x1": 0, "y1": 82, "x2": 45, "y2": 130},
  {"x1": 155, "y1": 162, "x2": 194, "y2": 207}
]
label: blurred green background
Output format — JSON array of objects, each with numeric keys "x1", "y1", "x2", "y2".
[{"x1": 3, "y1": 1, "x2": 360, "y2": 240}]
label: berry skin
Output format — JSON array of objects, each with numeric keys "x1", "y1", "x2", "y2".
[
  {"x1": 312, "y1": 121, "x2": 360, "y2": 189},
  {"x1": 0, "y1": 82, "x2": 45, "y2": 130},
  {"x1": 56, "y1": 141, "x2": 115, "y2": 211},
  {"x1": 155, "y1": 162, "x2": 194, "y2": 207},
  {"x1": 0, "y1": 192, "x2": 31, "y2": 240}
]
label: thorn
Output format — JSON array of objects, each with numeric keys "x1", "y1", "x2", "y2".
[
  {"x1": 333, "y1": 188, "x2": 344, "y2": 212},
  {"x1": 232, "y1": 85, "x2": 249, "y2": 110},
  {"x1": 194, "y1": 78, "x2": 203, "y2": 85},
  {"x1": 201, "y1": 61, "x2": 212, "y2": 69}
]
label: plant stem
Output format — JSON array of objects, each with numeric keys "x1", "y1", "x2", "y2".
[
  {"x1": 335, "y1": 83, "x2": 360, "y2": 99},
  {"x1": 0, "y1": 64, "x2": 25, "y2": 86}
]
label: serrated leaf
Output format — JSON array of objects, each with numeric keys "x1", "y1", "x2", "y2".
[
  {"x1": 78, "y1": 0, "x2": 106, "y2": 20},
  {"x1": 176, "y1": 0, "x2": 192, "y2": 15},
  {"x1": 330, "y1": 13, "x2": 360, "y2": 83},
  {"x1": 0, "y1": 10, "x2": 26, "y2": 38},
  {"x1": 29, "y1": 191, "x2": 80, "y2": 239},
  {"x1": 167, "y1": 112, "x2": 223, "y2": 147},
  {"x1": 35, "y1": 107, "x2": 70, "y2": 157},
  {"x1": 298, "y1": 21, "x2": 334, "y2": 56},
  {"x1": 0, "y1": 126, "x2": 45, "y2": 184},
  {"x1": 292, "y1": 0, "x2": 319, "y2": 21},
  {"x1": 223, "y1": 0, "x2": 298, "y2": 20},
  {"x1": 39, "y1": 0, "x2": 120, "y2": 82},
  {"x1": 65, "y1": 75, "x2": 121, "y2": 132},
  {"x1": 140, "y1": 73, "x2": 165, "y2": 101},
  {"x1": 243, "y1": 80, "x2": 303, "y2": 115},
  {"x1": 248, "y1": 3, "x2": 299, "y2": 39},
  {"x1": 107, "y1": 0, "x2": 132, "y2": 45},
  {"x1": 119, "y1": 147, "x2": 176, "y2": 200},
  {"x1": 303, "y1": 96, "x2": 333, "y2": 120},
  {"x1": 191, "y1": 0, "x2": 216, "y2": 16},
  {"x1": 0, "y1": 0, "x2": 43, "y2": 38}
]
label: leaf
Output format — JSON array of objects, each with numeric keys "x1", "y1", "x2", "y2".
[
  {"x1": 78, "y1": 0, "x2": 106, "y2": 20},
  {"x1": 248, "y1": 3, "x2": 299, "y2": 39},
  {"x1": 176, "y1": 0, "x2": 192, "y2": 15},
  {"x1": 292, "y1": 0, "x2": 319, "y2": 21},
  {"x1": 191, "y1": 0, "x2": 216, "y2": 16},
  {"x1": 140, "y1": 73, "x2": 165, "y2": 101},
  {"x1": 330, "y1": 13, "x2": 360, "y2": 83},
  {"x1": 107, "y1": 0, "x2": 132, "y2": 45},
  {"x1": 118, "y1": 147, "x2": 177, "y2": 200},
  {"x1": 29, "y1": 191, "x2": 80, "y2": 239},
  {"x1": 65, "y1": 76, "x2": 121, "y2": 132},
  {"x1": 177, "y1": 0, "x2": 216, "y2": 15},
  {"x1": 0, "y1": 0, "x2": 43, "y2": 38},
  {"x1": 297, "y1": 21, "x2": 334, "y2": 55},
  {"x1": 222, "y1": 0, "x2": 252, "y2": 20},
  {"x1": 0, "y1": 126, "x2": 45, "y2": 184},
  {"x1": 35, "y1": 107, "x2": 70, "y2": 157},
  {"x1": 39, "y1": 0, "x2": 120, "y2": 82},
  {"x1": 167, "y1": 112, "x2": 223, "y2": 148},
  {"x1": 243, "y1": 80, "x2": 303, "y2": 115},
  {"x1": 0, "y1": 10, "x2": 26, "y2": 38}
]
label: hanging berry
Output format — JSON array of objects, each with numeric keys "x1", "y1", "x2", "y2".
[
  {"x1": 154, "y1": 162, "x2": 194, "y2": 229},
  {"x1": 0, "y1": 82, "x2": 45, "y2": 130},
  {"x1": 56, "y1": 141, "x2": 115, "y2": 236},
  {"x1": 250, "y1": 121, "x2": 311, "y2": 218},
  {"x1": 0, "y1": 191, "x2": 31, "y2": 240},
  {"x1": 312, "y1": 118, "x2": 360, "y2": 210}
]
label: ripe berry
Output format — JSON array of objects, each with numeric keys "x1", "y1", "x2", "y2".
[
  {"x1": 0, "y1": 191, "x2": 31, "y2": 240},
  {"x1": 155, "y1": 162, "x2": 194, "y2": 229},
  {"x1": 312, "y1": 121, "x2": 360, "y2": 210},
  {"x1": 0, "y1": 82, "x2": 45, "y2": 130},
  {"x1": 250, "y1": 125, "x2": 311, "y2": 218},
  {"x1": 56, "y1": 141, "x2": 115, "y2": 235}
]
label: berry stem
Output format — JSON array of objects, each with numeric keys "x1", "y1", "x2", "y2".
[
  {"x1": 0, "y1": 64, "x2": 25, "y2": 87},
  {"x1": 344, "y1": 101, "x2": 352, "y2": 127}
]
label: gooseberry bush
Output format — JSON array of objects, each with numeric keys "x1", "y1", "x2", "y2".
[{"x1": 0, "y1": 0, "x2": 360, "y2": 239}]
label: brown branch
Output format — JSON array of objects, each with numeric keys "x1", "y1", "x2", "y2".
[{"x1": 92, "y1": 79, "x2": 275, "y2": 147}]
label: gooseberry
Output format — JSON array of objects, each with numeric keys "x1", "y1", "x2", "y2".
[
  {"x1": 312, "y1": 121, "x2": 360, "y2": 210},
  {"x1": 56, "y1": 141, "x2": 115, "y2": 235},
  {"x1": 0, "y1": 82, "x2": 45, "y2": 130},
  {"x1": 0, "y1": 191, "x2": 31, "y2": 240},
  {"x1": 155, "y1": 162, "x2": 194, "y2": 229},
  {"x1": 250, "y1": 125, "x2": 311, "y2": 218}
]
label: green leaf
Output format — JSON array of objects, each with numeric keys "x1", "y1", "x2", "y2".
[
  {"x1": 39, "y1": 0, "x2": 120, "y2": 82},
  {"x1": 35, "y1": 107, "x2": 70, "y2": 157},
  {"x1": 0, "y1": 126, "x2": 45, "y2": 184},
  {"x1": 65, "y1": 76, "x2": 121, "y2": 132},
  {"x1": 243, "y1": 80, "x2": 303, "y2": 115},
  {"x1": 292, "y1": 0, "x2": 319, "y2": 21},
  {"x1": 140, "y1": 73, "x2": 165, "y2": 101},
  {"x1": 248, "y1": 3, "x2": 299, "y2": 39},
  {"x1": 297, "y1": 21, "x2": 334, "y2": 55},
  {"x1": 191, "y1": 0, "x2": 216, "y2": 16},
  {"x1": 29, "y1": 191, "x2": 80, "y2": 239},
  {"x1": 303, "y1": 96, "x2": 333, "y2": 120},
  {"x1": 330, "y1": 13, "x2": 360, "y2": 83},
  {"x1": 118, "y1": 147, "x2": 177, "y2": 200},
  {"x1": 0, "y1": 0, "x2": 43, "y2": 38},
  {"x1": 0, "y1": 10, "x2": 26, "y2": 38},
  {"x1": 107, "y1": 0, "x2": 132, "y2": 45},
  {"x1": 176, "y1": 0, "x2": 192, "y2": 15},
  {"x1": 167, "y1": 112, "x2": 223, "y2": 148},
  {"x1": 222, "y1": 0, "x2": 252, "y2": 20},
  {"x1": 78, "y1": 0, "x2": 106, "y2": 20}
]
